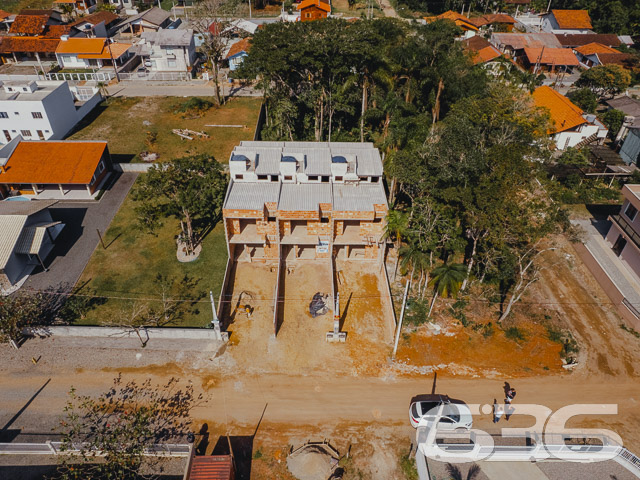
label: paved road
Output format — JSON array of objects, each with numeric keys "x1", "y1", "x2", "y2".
[
  {"x1": 22, "y1": 172, "x2": 137, "y2": 293},
  {"x1": 107, "y1": 82, "x2": 261, "y2": 98}
]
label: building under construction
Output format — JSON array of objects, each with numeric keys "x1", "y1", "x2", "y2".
[{"x1": 219, "y1": 141, "x2": 393, "y2": 338}]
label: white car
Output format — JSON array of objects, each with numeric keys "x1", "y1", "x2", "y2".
[{"x1": 409, "y1": 394, "x2": 473, "y2": 430}]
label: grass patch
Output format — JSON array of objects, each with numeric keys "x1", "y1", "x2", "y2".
[
  {"x1": 67, "y1": 96, "x2": 262, "y2": 164},
  {"x1": 76, "y1": 180, "x2": 228, "y2": 327},
  {"x1": 4, "y1": 0, "x2": 52, "y2": 12},
  {"x1": 620, "y1": 323, "x2": 640, "y2": 339},
  {"x1": 504, "y1": 326, "x2": 526, "y2": 342},
  {"x1": 252, "y1": 448, "x2": 263, "y2": 460},
  {"x1": 546, "y1": 325, "x2": 580, "y2": 360},
  {"x1": 399, "y1": 453, "x2": 418, "y2": 480}
]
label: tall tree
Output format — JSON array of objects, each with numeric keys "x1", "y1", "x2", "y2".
[
  {"x1": 56, "y1": 375, "x2": 203, "y2": 479},
  {"x1": 576, "y1": 64, "x2": 632, "y2": 99},
  {"x1": 427, "y1": 263, "x2": 466, "y2": 317},
  {"x1": 133, "y1": 155, "x2": 228, "y2": 255}
]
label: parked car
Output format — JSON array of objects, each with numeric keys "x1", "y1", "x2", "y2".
[{"x1": 409, "y1": 394, "x2": 473, "y2": 430}]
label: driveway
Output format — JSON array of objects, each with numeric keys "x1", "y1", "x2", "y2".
[{"x1": 22, "y1": 172, "x2": 137, "y2": 293}]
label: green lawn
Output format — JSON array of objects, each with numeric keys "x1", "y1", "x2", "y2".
[
  {"x1": 76, "y1": 180, "x2": 228, "y2": 327},
  {"x1": 4, "y1": 0, "x2": 52, "y2": 13},
  {"x1": 67, "y1": 96, "x2": 262, "y2": 164}
]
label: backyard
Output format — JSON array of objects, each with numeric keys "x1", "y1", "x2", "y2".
[
  {"x1": 67, "y1": 96, "x2": 262, "y2": 164},
  {"x1": 75, "y1": 183, "x2": 228, "y2": 327}
]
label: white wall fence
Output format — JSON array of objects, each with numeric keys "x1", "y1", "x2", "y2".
[
  {"x1": 119, "y1": 71, "x2": 191, "y2": 82},
  {"x1": 0, "y1": 442, "x2": 192, "y2": 457},
  {"x1": 114, "y1": 163, "x2": 154, "y2": 173},
  {"x1": 46, "y1": 71, "x2": 116, "y2": 83},
  {"x1": 24, "y1": 325, "x2": 221, "y2": 340}
]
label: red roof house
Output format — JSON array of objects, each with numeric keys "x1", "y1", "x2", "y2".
[{"x1": 297, "y1": 0, "x2": 331, "y2": 22}]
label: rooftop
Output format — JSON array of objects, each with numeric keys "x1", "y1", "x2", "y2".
[
  {"x1": 491, "y1": 32, "x2": 562, "y2": 50},
  {"x1": 424, "y1": 11, "x2": 478, "y2": 30},
  {"x1": 226, "y1": 37, "x2": 251, "y2": 59},
  {"x1": 9, "y1": 14, "x2": 49, "y2": 35},
  {"x1": 0, "y1": 80, "x2": 65, "y2": 102},
  {"x1": 548, "y1": 9, "x2": 593, "y2": 30},
  {"x1": 532, "y1": 85, "x2": 586, "y2": 134},
  {"x1": 70, "y1": 10, "x2": 119, "y2": 27},
  {"x1": 606, "y1": 96, "x2": 640, "y2": 117},
  {"x1": 141, "y1": 29, "x2": 194, "y2": 47},
  {"x1": 470, "y1": 13, "x2": 516, "y2": 27},
  {"x1": 462, "y1": 36, "x2": 502, "y2": 64},
  {"x1": 522, "y1": 47, "x2": 579, "y2": 66},
  {"x1": 0, "y1": 141, "x2": 107, "y2": 185},
  {"x1": 188, "y1": 455, "x2": 233, "y2": 480},
  {"x1": 56, "y1": 38, "x2": 131, "y2": 59},
  {"x1": 555, "y1": 33, "x2": 620, "y2": 48},
  {"x1": 575, "y1": 42, "x2": 620, "y2": 55},
  {"x1": 129, "y1": 7, "x2": 171, "y2": 26},
  {"x1": 596, "y1": 52, "x2": 635, "y2": 67},
  {"x1": 0, "y1": 36, "x2": 60, "y2": 54},
  {"x1": 297, "y1": 0, "x2": 331, "y2": 12}
]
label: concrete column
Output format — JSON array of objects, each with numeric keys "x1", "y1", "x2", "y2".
[
  {"x1": 58, "y1": 184, "x2": 64, "y2": 195},
  {"x1": 86, "y1": 184, "x2": 92, "y2": 196},
  {"x1": 31, "y1": 184, "x2": 38, "y2": 196}
]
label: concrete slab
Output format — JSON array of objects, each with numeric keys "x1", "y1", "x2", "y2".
[{"x1": 479, "y1": 461, "x2": 549, "y2": 480}]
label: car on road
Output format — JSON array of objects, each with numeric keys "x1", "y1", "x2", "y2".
[{"x1": 409, "y1": 394, "x2": 473, "y2": 430}]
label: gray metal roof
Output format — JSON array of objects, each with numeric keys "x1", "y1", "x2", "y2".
[
  {"x1": 223, "y1": 181, "x2": 280, "y2": 210},
  {"x1": 279, "y1": 183, "x2": 331, "y2": 211},
  {"x1": 0, "y1": 215, "x2": 28, "y2": 269},
  {"x1": 233, "y1": 141, "x2": 383, "y2": 177},
  {"x1": 606, "y1": 96, "x2": 640, "y2": 118},
  {"x1": 332, "y1": 183, "x2": 387, "y2": 211},
  {"x1": 491, "y1": 32, "x2": 562, "y2": 50},
  {"x1": 0, "y1": 199, "x2": 57, "y2": 216},
  {"x1": 141, "y1": 29, "x2": 193, "y2": 47}
]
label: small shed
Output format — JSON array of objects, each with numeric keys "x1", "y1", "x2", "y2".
[{"x1": 187, "y1": 455, "x2": 235, "y2": 480}]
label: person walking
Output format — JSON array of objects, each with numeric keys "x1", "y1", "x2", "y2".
[
  {"x1": 504, "y1": 387, "x2": 516, "y2": 420},
  {"x1": 493, "y1": 398, "x2": 503, "y2": 423}
]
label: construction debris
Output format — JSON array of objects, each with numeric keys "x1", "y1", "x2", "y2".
[
  {"x1": 310, "y1": 293, "x2": 330, "y2": 318},
  {"x1": 172, "y1": 128, "x2": 210, "y2": 140}
]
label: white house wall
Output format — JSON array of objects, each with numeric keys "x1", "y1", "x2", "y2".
[{"x1": 553, "y1": 123, "x2": 599, "y2": 150}]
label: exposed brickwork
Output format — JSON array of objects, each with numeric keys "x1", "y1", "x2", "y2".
[
  {"x1": 257, "y1": 220, "x2": 277, "y2": 236},
  {"x1": 306, "y1": 221, "x2": 331, "y2": 235},
  {"x1": 223, "y1": 209, "x2": 262, "y2": 218},
  {"x1": 278, "y1": 210, "x2": 321, "y2": 220},
  {"x1": 334, "y1": 220, "x2": 344, "y2": 235},
  {"x1": 333, "y1": 210, "x2": 376, "y2": 220},
  {"x1": 365, "y1": 244, "x2": 379, "y2": 259}
]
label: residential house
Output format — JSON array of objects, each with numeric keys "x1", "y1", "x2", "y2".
[
  {"x1": 555, "y1": 33, "x2": 621, "y2": 49},
  {"x1": 0, "y1": 138, "x2": 111, "y2": 199},
  {"x1": 541, "y1": 9, "x2": 593, "y2": 34},
  {"x1": 226, "y1": 38, "x2": 251, "y2": 71},
  {"x1": 424, "y1": 11, "x2": 478, "y2": 35},
  {"x1": 461, "y1": 36, "x2": 503, "y2": 65},
  {"x1": 106, "y1": 0, "x2": 135, "y2": 12},
  {"x1": 224, "y1": 141, "x2": 387, "y2": 265},
  {"x1": 297, "y1": 0, "x2": 331, "y2": 22},
  {"x1": 605, "y1": 185, "x2": 640, "y2": 283},
  {"x1": 115, "y1": 7, "x2": 172, "y2": 35},
  {"x1": 574, "y1": 42, "x2": 621, "y2": 67},
  {"x1": 0, "y1": 80, "x2": 101, "y2": 144},
  {"x1": 69, "y1": 11, "x2": 121, "y2": 37},
  {"x1": 532, "y1": 85, "x2": 608, "y2": 151},
  {"x1": 0, "y1": 11, "x2": 11, "y2": 33},
  {"x1": 470, "y1": 13, "x2": 516, "y2": 32},
  {"x1": 55, "y1": 36, "x2": 133, "y2": 70},
  {"x1": 522, "y1": 47, "x2": 579, "y2": 72},
  {"x1": 139, "y1": 29, "x2": 195, "y2": 72},
  {"x1": 606, "y1": 96, "x2": 640, "y2": 145},
  {"x1": 8, "y1": 10, "x2": 63, "y2": 36},
  {"x1": 223, "y1": 19, "x2": 258, "y2": 37},
  {"x1": 620, "y1": 128, "x2": 640, "y2": 165},
  {"x1": 0, "y1": 37, "x2": 61, "y2": 67},
  {"x1": 0, "y1": 199, "x2": 63, "y2": 291},
  {"x1": 490, "y1": 32, "x2": 562, "y2": 56},
  {"x1": 52, "y1": 0, "x2": 97, "y2": 15},
  {"x1": 187, "y1": 455, "x2": 235, "y2": 480}
]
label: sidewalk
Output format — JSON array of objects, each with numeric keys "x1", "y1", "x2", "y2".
[{"x1": 572, "y1": 218, "x2": 640, "y2": 328}]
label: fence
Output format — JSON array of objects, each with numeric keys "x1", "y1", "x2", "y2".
[
  {"x1": 0, "y1": 442, "x2": 192, "y2": 457},
  {"x1": 118, "y1": 71, "x2": 191, "y2": 82},
  {"x1": 24, "y1": 325, "x2": 222, "y2": 340},
  {"x1": 113, "y1": 163, "x2": 154, "y2": 173},
  {"x1": 45, "y1": 71, "x2": 115, "y2": 83}
]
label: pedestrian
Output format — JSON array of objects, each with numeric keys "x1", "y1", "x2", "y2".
[
  {"x1": 492, "y1": 398, "x2": 503, "y2": 423},
  {"x1": 505, "y1": 388, "x2": 516, "y2": 404}
]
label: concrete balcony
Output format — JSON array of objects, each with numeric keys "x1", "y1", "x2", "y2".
[{"x1": 228, "y1": 223, "x2": 265, "y2": 244}]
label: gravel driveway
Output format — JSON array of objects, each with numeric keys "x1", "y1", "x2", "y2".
[{"x1": 22, "y1": 172, "x2": 137, "y2": 293}]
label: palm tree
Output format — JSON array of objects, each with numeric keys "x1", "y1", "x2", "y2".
[
  {"x1": 445, "y1": 463, "x2": 480, "y2": 480},
  {"x1": 384, "y1": 209, "x2": 408, "y2": 281},
  {"x1": 427, "y1": 263, "x2": 466, "y2": 318}
]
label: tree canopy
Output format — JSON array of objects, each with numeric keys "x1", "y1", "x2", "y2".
[{"x1": 576, "y1": 64, "x2": 632, "y2": 99}]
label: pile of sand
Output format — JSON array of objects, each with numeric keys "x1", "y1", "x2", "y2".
[{"x1": 287, "y1": 444, "x2": 339, "y2": 480}]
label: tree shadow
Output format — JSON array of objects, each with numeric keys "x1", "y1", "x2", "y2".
[{"x1": 0, "y1": 378, "x2": 51, "y2": 442}]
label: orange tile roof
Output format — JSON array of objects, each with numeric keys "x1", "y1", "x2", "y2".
[
  {"x1": 0, "y1": 36, "x2": 60, "y2": 54},
  {"x1": 55, "y1": 37, "x2": 105, "y2": 54},
  {"x1": 462, "y1": 36, "x2": 502, "y2": 64},
  {"x1": 596, "y1": 52, "x2": 635, "y2": 67},
  {"x1": 9, "y1": 14, "x2": 48, "y2": 35},
  {"x1": 471, "y1": 13, "x2": 516, "y2": 27},
  {"x1": 297, "y1": 0, "x2": 331, "y2": 12},
  {"x1": 0, "y1": 141, "x2": 108, "y2": 185},
  {"x1": 70, "y1": 10, "x2": 119, "y2": 27},
  {"x1": 532, "y1": 86, "x2": 586, "y2": 134},
  {"x1": 550, "y1": 9, "x2": 592, "y2": 30},
  {"x1": 226, "y1": 37, "x2": 251, "y2": 59},
  {"x1": 78, "y1": 42, "x2": 131, "y2": 59},
  {"x1": 42, "y1": 24, "x2": 72, "y2": 38},
  {"x1": 424, "y1": 11, "x2": 479, "y2": 31},
  {"x1": 0, "y1": 10, "x2": 10, "y2": 21},
  {"x1": 574, "y1": 42, "x2": 619, "y2": 55},
  {"x1": 523, "y1": 47, "x2": 579, "y2": 66}
]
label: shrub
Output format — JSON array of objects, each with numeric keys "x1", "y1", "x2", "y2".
[
  {"x1": 504, "y1": 326, "x2": 526, "y2": 342},
  {"x1": 567, "y1": 88, "x2": 598, "y2": 113},
  {"x1": 174, "y1": 97, "x2": 214, "y2": 117}
]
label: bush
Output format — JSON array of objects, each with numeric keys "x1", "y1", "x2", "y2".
[
  {"x1": 404, "y1": 298, "x2": 430, "y2": 325},
  {"x1": 399, "y1": 453, "x2": 418, "y2": 480},
  {"x1": 504, "y1": 326, "x2": 526, "y2": 342},
  {"x1": 602, "y1": 109, "x2": 626, "y2": 139},
  {"x1": 567, "y1": 88, "x2": 598, "y2": 113},
  {"x1": 546, "y1": 325, "x2": 580, "y2": 360},
  {"x1": 174, "y1": 97, "x2": 214, "y2": 117}
]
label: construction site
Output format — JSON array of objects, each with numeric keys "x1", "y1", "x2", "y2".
[{"x1": 217, "y1": 141, "x2": 395, "y2": 366}]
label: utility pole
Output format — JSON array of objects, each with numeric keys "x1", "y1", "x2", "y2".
[
  {"x1": 106, "y1": 39, "x2": 120, "y2": 83},
  {"x1": 392, "y1": 280, "x2": 410, "y2": 360},
  {"x1": 210, "y1": 290, "x2": 222, "y2": 340},
  {"x1": 248, "y1": 0, "x2": 252, "y2": 18}
]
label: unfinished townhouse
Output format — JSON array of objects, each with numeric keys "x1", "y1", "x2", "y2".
[{"x1": 220, "y1": 141, "x2": 395, "y2": 344}]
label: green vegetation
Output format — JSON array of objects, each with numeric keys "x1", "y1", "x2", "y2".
[
  {"x1": 173, "y1": 97, "x2": 215, "y2": 117},
  {"x1": 576, "y1": 64, "x2": 632, "y2": 99},
  {"x1": 67, "y1": 96, "x2": 262, "y2": 163},
  {"x1": 77, "y1": 180, "x2": 229, "y2": 327},
  {"x1": 620, "y1": 323, "x2": 640, "y2": 338},
  {"x1": 602, "y1": 108, "x2": 627, "y2": 139},
  {"x1": 399, "y1": 453, "x2": 418, "y2": 480},
  {"x1": 546, "y1": 325, "x2": 580, "y2": 360},
  {"x1": 567, "y1": 88, "x2": 599, "y2": 114},
  {"x1": 3, "y1": 0, "x2": 52, "y2": 13},
  {"x1": 504, "y1": 326, "x2": 526, "y2": 342}
]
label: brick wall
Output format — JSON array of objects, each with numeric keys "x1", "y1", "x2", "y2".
[
  {"x1": 360, "y1": 221, "x2": 383, "y2": 237},
  {"x1": 227, "y1": 218, "x2": 241, "y2": 234},
  {"x1": 223, "y1": 209, "x2": 263, "y2": 218},
  {"x1": 335, "y1": 220, "x2": 344, "y2": 236},
  {"x1": 278, "y1": 210, "x2": 321, "y2": 220},
  {"x1": 333, "y1": 210, "x2": 375, "y2": 220},
  {"x1": 257, "y1": 220, "x2": 277, "y2": 236},
  {"x1": 280, "y1": 220, "x2": 292, "y2": 236},
  {"x1": 264, "y1": 243, "x2": 279, "y2": 258},
  {"x1": 307, "y1": 221, "x2": 331, "y2": 235},
  {"x1": 365, "y1": 244, "x2": 379, "y2": 259}
]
